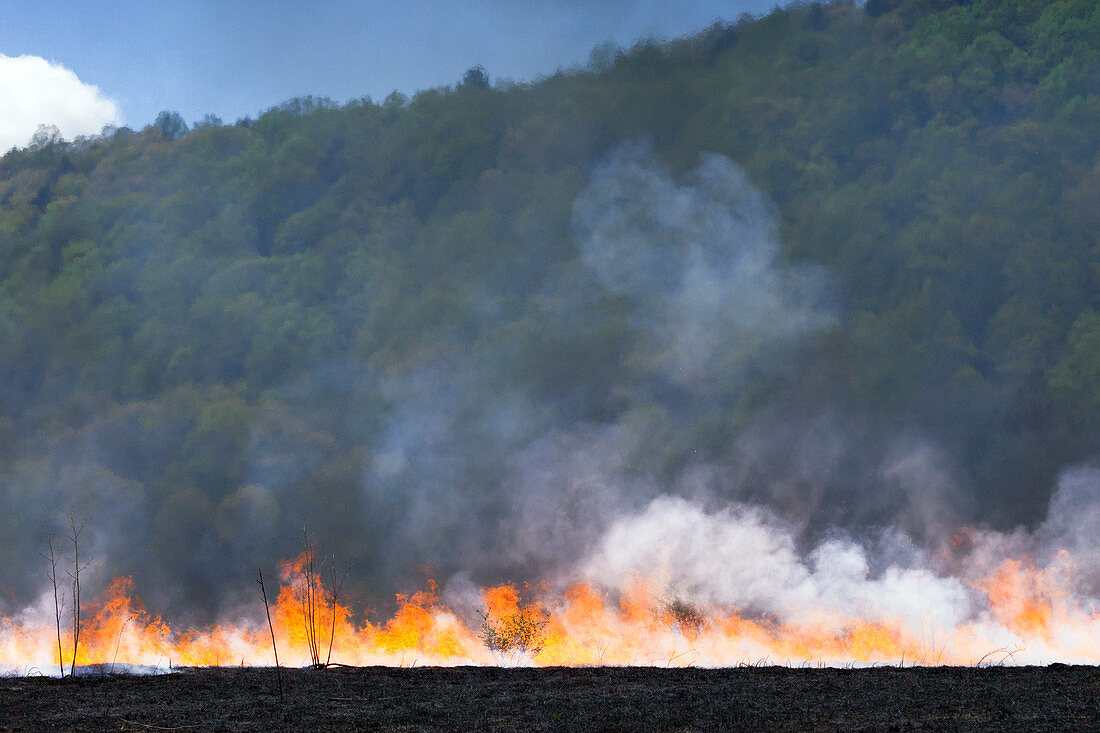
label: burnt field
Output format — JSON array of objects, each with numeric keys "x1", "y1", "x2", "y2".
[{"x1": 1, "y1": 665, "x2": 1097, "y2": 731}]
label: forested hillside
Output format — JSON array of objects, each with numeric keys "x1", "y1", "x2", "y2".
[{"x1": 0, "y1": 0, "x2": 1097, "y2": 618}]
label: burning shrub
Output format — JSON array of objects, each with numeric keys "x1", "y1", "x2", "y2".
[
  {"x1": 660, "y1": 598, "x2": 706, "y2": 637},
  {"x1": 479, "y1": 608, "x2": 549, "y2": 657},
  {"x1": 478, "y1": 585, "x2": 549, "y2": 658}
]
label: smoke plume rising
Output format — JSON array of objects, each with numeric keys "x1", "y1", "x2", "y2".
[{"x1": 2, "y1": 146, "x2": 1096, "y2": 668}]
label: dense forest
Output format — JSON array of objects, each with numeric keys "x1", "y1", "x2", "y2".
[{"x1": 0, "y1": 0, "x2": 1097, "y2": 620}]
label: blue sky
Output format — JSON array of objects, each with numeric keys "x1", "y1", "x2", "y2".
[{"x1": 1, "y1": 0, "x2": 780, "y2": 135}]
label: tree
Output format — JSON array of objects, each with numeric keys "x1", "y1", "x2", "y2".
[
  {"x1": 153, "y1": 111, "x2": 189, "y2": 141},
  {"x1": 461, "y1": 65, "x2": 490, "y2": 89}
]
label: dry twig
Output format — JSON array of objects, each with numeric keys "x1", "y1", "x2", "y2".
[
  {"x1": 40, "y1": 533, "x2": 66, "y2": 677},
  {"x1": 257, "y1": 569, "x2": 283, "y2": 698}
]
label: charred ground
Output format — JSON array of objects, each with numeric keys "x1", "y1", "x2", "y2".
[{"x1": 1, "y1": 665, "x2": 1097, "y2": 731}]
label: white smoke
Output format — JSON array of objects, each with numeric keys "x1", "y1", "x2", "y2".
[
  {"x1": 360, "y1": 147, "x2": 1098, "y2": 666},
  {"x1": 573, "y1": 146, "x2": 835, "y2": 390},
  {"x1": 0, "y1": 54, "x2": 121, "y2": 152},
  {"x1": 565, "y1": 150, "x2": 976, "y2": 636},
  {"x1": 561, "y1": 150, "x2": 1099, "y2": 659},
  {"x1": 577, "y1": 464, "x2": 1100, "y2": 665},
  {"x1": 964, "y1": 464, "x2": 1100, "y2": 596},
  {"x1": 359, "y1": 147, "x2": 841, "y2": 588},
  {"x1": 582, "y1": 495, "x2": 975, "y2": 633},
  {"x1": 496, "y1": 423, "x2": 649, "y2": 569},
  {"x1": 1037, "y1": 465, "x2": 1100, "y2": 583}
]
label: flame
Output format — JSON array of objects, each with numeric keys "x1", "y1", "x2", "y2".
[
  {"x1": 1, "y1": 547, "x2": 1097, "y2": 673},
  {"x1": 981, "y1": 558, "x2": 1052, "y2": 636}
]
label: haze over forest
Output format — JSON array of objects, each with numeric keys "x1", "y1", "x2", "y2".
[{"x1": 0, "y1": 0, "x2": 1098, "y2": 623}]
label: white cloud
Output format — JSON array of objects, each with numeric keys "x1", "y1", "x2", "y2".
[{"x1": 0, "y1": 54, "x2": 122, "y2": 152}]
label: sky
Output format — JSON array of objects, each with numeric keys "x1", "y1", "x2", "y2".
[{"x1": 0, "y1": 0, "x2": 780, "y2": 151}]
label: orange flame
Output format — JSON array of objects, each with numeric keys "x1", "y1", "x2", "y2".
[
  {"x1": 1, "y1": 548, "x2": 1098, "y2": 673},
  {"x1": 978, "y1": 554, "x2": 1072, "y2": 639}
]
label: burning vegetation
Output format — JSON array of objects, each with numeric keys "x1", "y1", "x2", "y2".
[
  {"x1": 2, "y1": 521, "x2": 1097, "y2": 673},
  {"x1": 1, "y1": 0, "x2": 1100, "y2": 676}
]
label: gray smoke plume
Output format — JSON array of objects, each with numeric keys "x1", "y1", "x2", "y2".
[
  {"x1": 575, "y1": 148, "x2": 832, "y2": 392},
  {"x1": 11, "y1": 144, "x2": 1076, "y2": 637},
  {"x1": 356, "y1": 145, "x2": 843, "y2": 600},
  {"x1": 959, "y1": 464, "x2": 1100, "y2": 595}
]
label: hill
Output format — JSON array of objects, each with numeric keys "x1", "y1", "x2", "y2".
[{"x1": 0, "y1": 0, "x2": 1097, "y2": 619}]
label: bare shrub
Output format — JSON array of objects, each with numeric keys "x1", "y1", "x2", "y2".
[
  {"x1": 40, "y1": 533, "x2": 66, "y2": 677},
  {"x1": 67, "y1": 515, "x2": 90, "y2": 677}
]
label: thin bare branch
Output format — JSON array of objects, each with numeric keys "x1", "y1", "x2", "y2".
[
  {"x1": 66, "y1": 515, "x2": 90, "y2": 677},
  {"x1": 41, "y1": 533, "x2": 65, "y2": 677},
  {"x1": 257, "y1": 569, "x2": 283, "y2": 698}
]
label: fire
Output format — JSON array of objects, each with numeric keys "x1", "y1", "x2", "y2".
[
  {"x1": 979, "y1": 557, "x2": 1063, "y2": 637},
  {"x1": 1, "y1": 547, "x2": 1097, "y2": 673}
]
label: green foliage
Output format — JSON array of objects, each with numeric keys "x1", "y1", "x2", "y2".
[
  {"x1": 1049, "y1": 309, "x2": 1100, "y2": 432},
  {"x1": 0, "y1": 0, "x2": 1096, "y2": 612}
]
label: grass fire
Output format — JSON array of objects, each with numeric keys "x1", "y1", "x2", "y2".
[
  {"x1": 1, "y1": 9, "x2": 1099, "y2": 731},
  {"x1": 3, "y1": 520, "x2": 1097, "y2": 674}
]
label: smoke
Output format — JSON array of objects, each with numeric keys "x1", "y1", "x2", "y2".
[
  {"x1": 8, "y1": 140, "x2": 1093, "y2": 648},
  {"x1": 0, "y1": 54, "x2": 121, "y2": 152},
  {"x1": 354, "y1": 145, "x2": 1096, "y2": 651},
  {"x1": 494, "y1": 423, "x2": 652, "y2": 572},
  {"x1": 1037, "y1": 465, "x2": 1100, "y2": 578},
  {"x1": 0, "y1": 130, "x2": 1093, "y2": 670},
  {"x1": 581, "y1": 495, "x2": 976, "y2": 633},
  {"x1": 0, "y1": 143, "x2": 849, "y2": 618},
  {"x1": 359, "y1": 145, "x2": 842, "y2": 598},
  {"x1": 960, "y1": 465, "x2": 1100, "y2": 597},
  {"x1": 574, "y1": 148, "x2": 833, "y2": 392},
  {"x1": 717, "y1": 410, "x2": 969, "y2": 546},
  {"x1": 576, "y1": 434, "x2": 1100, "y2": 651}
]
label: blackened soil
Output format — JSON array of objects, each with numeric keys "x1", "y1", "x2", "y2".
[{"x1": 1, "y1": 664, "x2": 1097, "y2": 732}]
